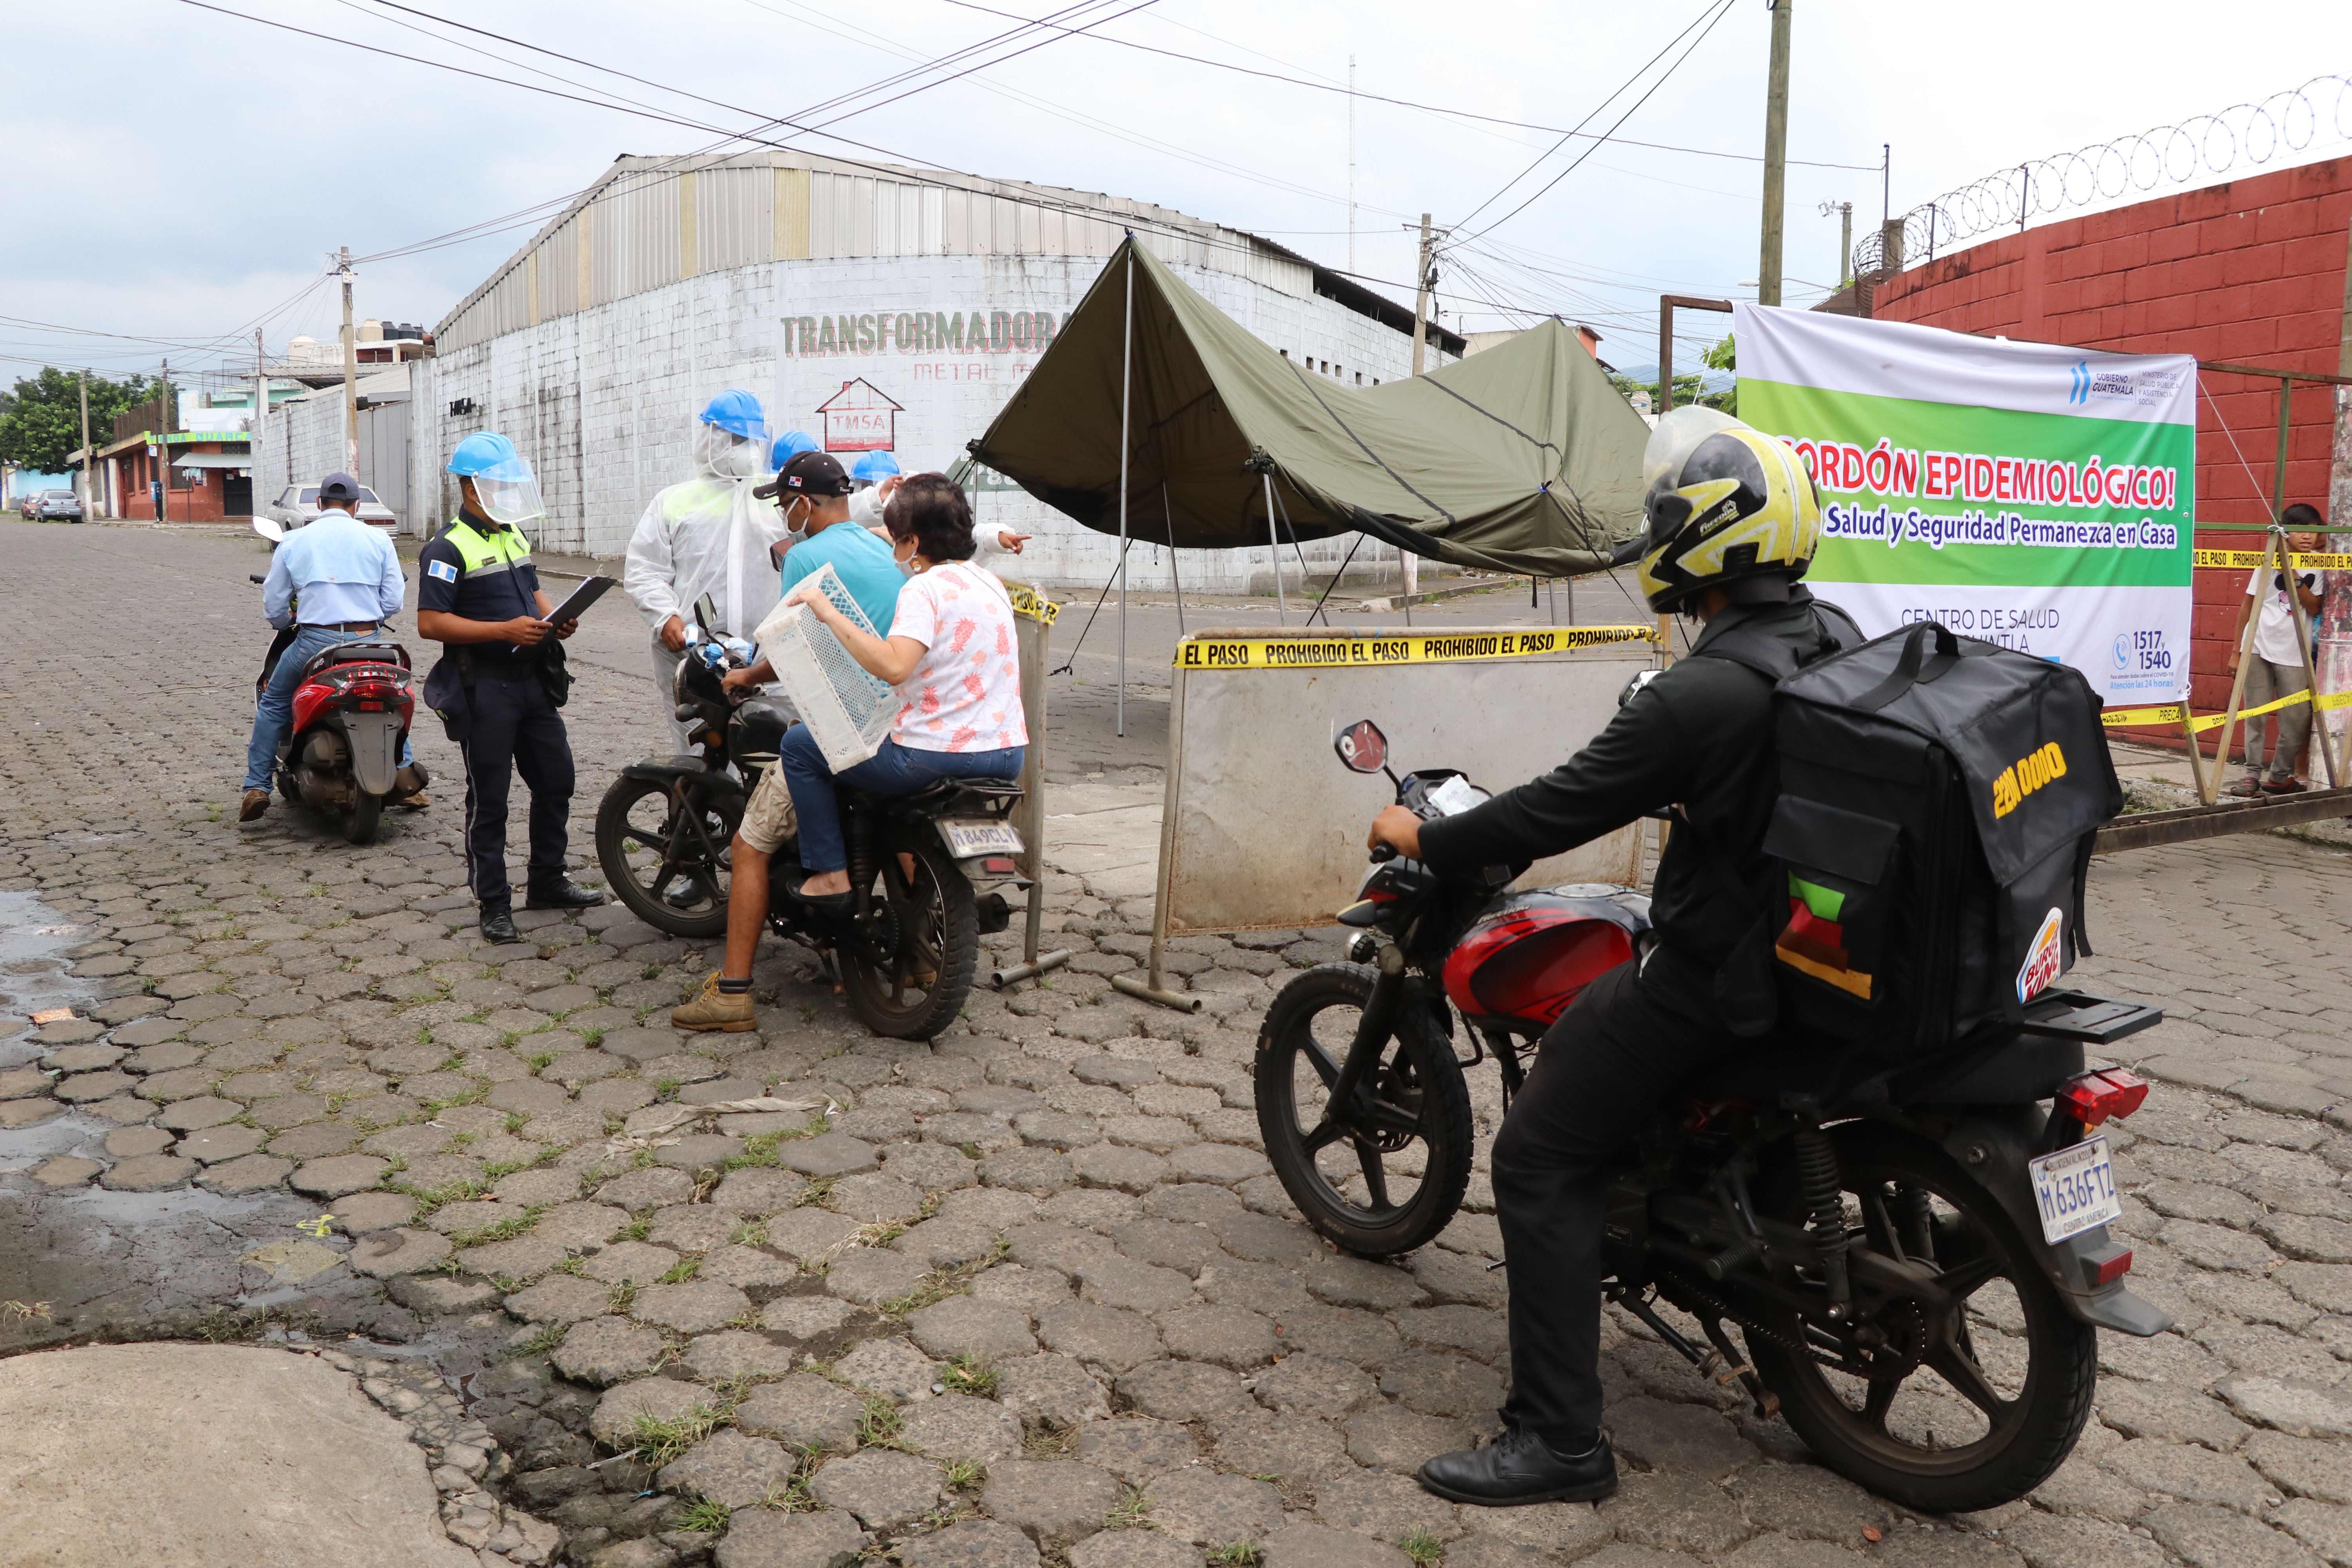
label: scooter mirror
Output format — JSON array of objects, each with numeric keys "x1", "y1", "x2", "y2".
[
  {"x1": 252, "y1": 517, "x2": 285, "y2": 544},
  {"x1": 1334, "y1": 719, "x2": 1388, "y2": 774}
]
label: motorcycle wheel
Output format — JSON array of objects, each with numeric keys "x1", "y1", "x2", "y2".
[
  {"x1": 595, "y1": 774, "x2": 736, "y2": 940},
  {"x1": 839, "y1": 829, "x2": 975, "y2": 1040},
  {"x1": 343, "y1": 793, "x2": 382, "y2": 846},
  {"x1": 1254, "y1": 964, "x2": 1472, "y2": 1258},
  {"x1": 1738, "y1": 1122, "x2": 2097, "y2": 1514}
]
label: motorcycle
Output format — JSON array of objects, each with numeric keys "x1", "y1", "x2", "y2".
[
  {"x1": 1254, "y1": 715, "x2": 2171, "y2": 1512},
  {"x1": 594, "y1": 594, "x2": 1026, "y2": 1038},
  {"x1": 248, "y1": 518, "x2": 420, "y2": 845}
]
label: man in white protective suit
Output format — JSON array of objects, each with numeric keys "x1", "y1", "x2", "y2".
[{"x1": 622, "y1": 390, "x2": 784, "y2": 749}]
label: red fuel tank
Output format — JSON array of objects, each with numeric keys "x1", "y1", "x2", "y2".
[{"x1": 1441, "y1": 886, "x2": 1646, "y2": 1029}]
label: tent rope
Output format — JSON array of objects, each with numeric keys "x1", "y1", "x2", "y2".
[
  {"x1": 1279, "y1": 358, "x2": 1459, "y2": 528},
  {"x1": 1047, "y1": 554, "x2": 1129, "y2": 677},
  {"x1": 1419, "y1": 374, "x2": 1561, "y2": 456},
  {"x1": 1305, "y1": 532, "x2": 1368, "y2": 627}
]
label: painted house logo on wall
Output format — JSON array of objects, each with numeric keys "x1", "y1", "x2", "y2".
[
  {"x1": 819, "y1": 380, "x2": 903, "y2": 453},
  {"x1": 782, "y1": 309, "x2": 1064, "y2": 358}
]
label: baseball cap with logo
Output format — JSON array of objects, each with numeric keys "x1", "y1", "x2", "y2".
[{"x1": 753, "y1": 449, "x2": 852, "y2": 500}]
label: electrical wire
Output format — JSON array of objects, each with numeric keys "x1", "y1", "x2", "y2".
[
  {"x1": 1455, "y1": 0, "x2": 1740, "y2": 240},
  {"x1": 933, "y1": 0, "x2": 1879, "y2": 171}
]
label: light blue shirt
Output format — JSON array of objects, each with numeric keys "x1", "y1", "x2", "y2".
[
  {"x1": 779, "y1": 519, "x2": 903, "y2": 637},
  {"x1": 263, "y1": 508, "x2": 405, "y2": 630}
]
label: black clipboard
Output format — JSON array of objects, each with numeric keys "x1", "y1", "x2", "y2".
[{"x1": 544, "y1": 574, "x2": 619, "y2": 626}]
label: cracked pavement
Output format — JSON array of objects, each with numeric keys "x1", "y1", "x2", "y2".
[{"x1": 0, "y1": 520, "x2": 2347, "y2": 1568}]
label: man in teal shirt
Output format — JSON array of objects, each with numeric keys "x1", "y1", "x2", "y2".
[{"x1": 754, "y1": 450, "x2": 902, "y2": 633}]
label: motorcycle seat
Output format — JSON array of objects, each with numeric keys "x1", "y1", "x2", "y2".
[
  {"x1": 298, "y1": 640, "x2": 412, "y2": 680},
  {"x1": 895, "y1": 777, "x2": 1023, "y2": 807},
  {"x1": 1689, "y1": 1029, "x2": 2085, "y2": 1111}
]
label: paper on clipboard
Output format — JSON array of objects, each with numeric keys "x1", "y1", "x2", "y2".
[{"x1": 544, "y1": 575, "x2": 619, "y2": 625}]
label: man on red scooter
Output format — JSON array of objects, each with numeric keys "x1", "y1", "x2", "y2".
[{"x1": 1368, "y1": 408, "x2": 1855, "y2": 1506}]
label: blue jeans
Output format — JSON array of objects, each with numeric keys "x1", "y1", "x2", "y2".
[
  {"x1": 779, "y1": 729, "x2": 1024, "y2": 873},
  {"x1": 244, "y1": 625, "x2": 413, "y2": 790}
]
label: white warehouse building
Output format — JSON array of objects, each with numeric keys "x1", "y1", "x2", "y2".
[{"x1": 381, "y1": 151, "x2": 1458, "y2": 590}]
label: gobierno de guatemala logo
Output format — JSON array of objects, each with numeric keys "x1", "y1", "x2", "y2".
[
  {"x1": 2067, "y1": 359, "x2": 2188, "y2": 408},
  {"x1": 2070, "y1": 361, "x2": 2092, "y2": 405}
]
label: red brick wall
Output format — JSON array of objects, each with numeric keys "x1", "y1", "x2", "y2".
[{"x1": 1869, "y1": 157, "x2": 2352, "y2": 737}]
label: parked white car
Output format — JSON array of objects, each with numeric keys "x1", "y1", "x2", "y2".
[{"x1": 267, "y1": 484, "x2": 398, "y2": 534}]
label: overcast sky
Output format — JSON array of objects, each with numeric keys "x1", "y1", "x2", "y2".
[{"x1": 8, "y1": 0, "x2": 2347, "y2": 394}]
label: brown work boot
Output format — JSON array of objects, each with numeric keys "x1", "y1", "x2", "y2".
[
  {"x1": 672, "y1": 972, "x2": 756, "y2": 1033},
  {"x1": 238, "y1": 788, "x2": 271, "y2": 822}
]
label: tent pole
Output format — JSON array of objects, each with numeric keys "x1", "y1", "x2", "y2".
[
  {"x1": 1117, "y1": 244, "x2": 1134, "y2": 738},
  {"x1": 1163, "y1": 483, "x2": 1184, "y2": 635},
  {"x1": 1263, "y1": 471, "x2": 1285, "y2": 624}
]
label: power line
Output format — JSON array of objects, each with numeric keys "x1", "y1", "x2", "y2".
[
  {"x1": 933, "y1": 0, "x2": 1878, "y2": 172},
  {"x1": 1455, "y1": 0, "x2": 1741, "y2": 240}
]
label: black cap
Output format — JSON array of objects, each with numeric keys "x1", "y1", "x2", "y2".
[
  {"x1": 754, "y1": 449, "x2": 852, "y2": 500},
  {"x1": 318, "y1": 472, "x2": 362, "y2": 503}
]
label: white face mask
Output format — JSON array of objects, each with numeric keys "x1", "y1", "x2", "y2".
[
  {"x1": 893, "y1": 539, "x2": 922, "y2": 578},
  {"x1": 781, "y1": 498, "x2": 812, "y2": 543}
]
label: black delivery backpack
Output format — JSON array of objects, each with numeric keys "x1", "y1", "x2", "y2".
[{"x1": 1708, "y1": 618, "x2": 2122, "y2": 1061}]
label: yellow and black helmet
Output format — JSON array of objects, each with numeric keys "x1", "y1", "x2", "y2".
[{"x1": 1635, "y1": 406, "x2": 1820, "y2": 613}]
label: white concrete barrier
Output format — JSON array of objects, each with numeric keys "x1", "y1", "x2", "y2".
[{"x1": 1127, "y1": 624, "x2": 1659, "y2": 1000}]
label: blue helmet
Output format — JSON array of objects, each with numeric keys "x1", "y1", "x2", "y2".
[
  {"x1": 770, "y1": 429, "x2": 820, "y2": 469},
  {"x1": 701, "y1": 390, "x2": 768, "y2": 442},
  {"x1": 851, "y1": 450, "x2": 901, "y2": 483},
  {"x1": 447, "y1": 430, "x2": 525, "y2": 477}
]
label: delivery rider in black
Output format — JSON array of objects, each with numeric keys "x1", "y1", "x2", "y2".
[
  {"x1": 417, "y1": 433, "x2": 606, "y2": 944},
  {"x1": 1369, "y1": 408, "x2": 1857, "y2": 1509}
]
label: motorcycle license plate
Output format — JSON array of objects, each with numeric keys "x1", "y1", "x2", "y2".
[
  {"x1": 940, "y1": 818, "x2": 1023, "y2": 858},
  {"x1": 2028, "y1": 1134, "x2": 2121, "y2": 1244}
]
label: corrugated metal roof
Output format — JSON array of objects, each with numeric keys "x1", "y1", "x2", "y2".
[{"x1": 434, "y1": 151, "x2": 1463, "y2": 356}]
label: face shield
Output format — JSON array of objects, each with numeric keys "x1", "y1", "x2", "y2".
[
  {"x1": 1641, "y1": 405, "x2": 1742, "y2": 549},
  {"x1": 695, "y1": 421, "x2": 770, "y2": 482},
  {"x1": 468, "y1": 451, "x2": 545, "y2": 526}
]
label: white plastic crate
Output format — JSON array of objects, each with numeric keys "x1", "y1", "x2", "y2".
[{"x1": 751, "y1": 563, "x2": 896, "y2": 769}]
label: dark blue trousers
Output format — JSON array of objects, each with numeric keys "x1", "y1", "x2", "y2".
[{"x1": 457, "y1": 671, "x2": 574, "y2": 913}]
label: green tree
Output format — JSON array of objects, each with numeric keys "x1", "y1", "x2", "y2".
[
  {"x1": 1608, "y1": 334, "x2": 1737, "y2": 417},
  {"x1": 0, "y1": 368, "x2": 162, "y2": 473}
]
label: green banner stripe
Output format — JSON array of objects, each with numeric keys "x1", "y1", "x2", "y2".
[{"x1": 1787, "y1": 873, "x2": 1845, "y2": 922}]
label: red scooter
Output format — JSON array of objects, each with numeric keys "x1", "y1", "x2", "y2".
[{"x1": 250, "y1": 518, "x2": 421, "y2": 844}]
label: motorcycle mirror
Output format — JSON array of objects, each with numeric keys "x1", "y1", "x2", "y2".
[
  {"x1": 251, "y1": 517, "x2": 284, "y2": 544},
  {"x1": 693, "y1": 593, "x2": 721, "y2": 636},
  {"x1": 1334, "y1": 719, "x2": 1388, "y2": 774}
]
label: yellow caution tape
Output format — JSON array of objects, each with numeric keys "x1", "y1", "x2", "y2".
[
  {"x1": 1174, "y1": 624, "x2": 1657, "y2": 670},
  {"x1": 2193, "y1": 549, "x2": 2352, "y2": 570},
  {"x1": 2103, "y1": 687, "x2": 2352, "y2": 733},
  {"x1": 1003, "y1": 583, "x2": 1062, "y2": 625}
]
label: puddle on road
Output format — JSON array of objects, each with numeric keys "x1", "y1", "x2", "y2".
[{"x1": 0, "y1": 889, "x2": 93, "y2": 1076}]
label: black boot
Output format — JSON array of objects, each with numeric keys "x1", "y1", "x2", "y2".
[
  {"x1": 524, "y1": 878, "x2": 606, "y2": 910},
  {"x1": 1418, "y1": 1428, "x2": 1617, "y2": 1506},
  {"x1": 479, "y1": 908, "x2": 522, "y2": 945}
]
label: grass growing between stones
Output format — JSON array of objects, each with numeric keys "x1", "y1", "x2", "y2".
[
  {"x1": 1207, "y1": 1546, "x2": 1260, "y2": 1567},
  {"x1": 881, "y1": 1239, "x2": 1012, "y2": 1320},
  {"x1": 942, "y1": 1458, "x2": 987, "y2": 1493},
  {"x1": 1103, "y1": 1486, "x2": 1154, "y2": 1531},
  {"x1": 677, "y1": 1498, "x2": 733, "y2": 1532},
  {"x1": 1399, "y1": 1530, "x2": 1444, "y2": 1567},
  {"x1": 730, "y1": 1219, "x2": 769, "y2": 1247},
  {"x1": 625, "y1": 1402, "x2": 733, "y2": 1468},
  {"x1": 659, "y1": 1257, "x2": 701, "y2": 1284},
  {"x1": 399, "y1": 1177, "x2": 490, "y2": 1222},
  {"x1": 938, "y1": 1354, "x2": 997, "y2": 1398},
  {"x1": 516, "y1": 1323, "x2": 566, "y2": 1357},
  {"x1": 760, "y1": 1472, "x2": 818, "y2": 1512},
  {"x1": 857, "y1": 1391, "x2": 910, "y2": 1451},
  {"x1": 1022, "y1": 1421, "x2": 1079, "y2": 1461},
  {"x1": 449, "y1": 1206, "x2": 544, "y2": 1248}
]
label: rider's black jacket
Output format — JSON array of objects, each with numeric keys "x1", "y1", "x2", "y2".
[{"x1": 1416, "y1": 586, "x2": 1847, "y2": 1030}]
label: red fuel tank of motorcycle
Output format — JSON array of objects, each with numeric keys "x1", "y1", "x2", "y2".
[{"x1": 1442, "y1": 889, "x2": 1642, "y2": 1029}]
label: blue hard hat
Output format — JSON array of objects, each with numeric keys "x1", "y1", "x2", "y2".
[
  {"x1": 770, "y1": 429, "x2": 820, "y2": 468},
  {"x1": 851, "y1": 450, "x2": 901, "y2": 483},
  {"x1": 701, "y1": 390, "x2": 768, "y2": 441},
  {"x1": 447, "y1": 431, "x2": 525, "y2": 478}
]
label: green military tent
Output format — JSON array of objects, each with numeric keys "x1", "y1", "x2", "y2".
[{"x1": 969, "y1": 236, "x2": 1651, "y2": 578}]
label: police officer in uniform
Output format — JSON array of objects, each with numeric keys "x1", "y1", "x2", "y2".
[{"x1": 418, "y1": 432, "x2": 606, "y2": 944}]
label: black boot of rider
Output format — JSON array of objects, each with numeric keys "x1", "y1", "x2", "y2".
[
  {"x1": 525, "y1": 878, "x2": 607, "y2": 910},
  {"x1": 1418, "y1": 1429, "x2": 1617, "y2": 1507},
  {"x1": 479, "y1": 907, "x2": 523, "y2": 945}
]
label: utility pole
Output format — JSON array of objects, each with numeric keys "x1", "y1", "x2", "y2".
[
  {"x1": 339, "y1": 244, "x2": 359, "y2": 478},
  {"x1": 1347, "y1": 56, "x2": 1357, "y2": 275},
  {"x1": 1820, "y1": 200, "x2": 1852, "y2": 288},
  {"x1": 158, "y1": 358, "x2": 171, "y2": 520},
  {"x1": 1410, "y1": 214, "x2": 1433, "y2": 377},
  {"x1": 76, "y1": 370, "x2": 91, "y2": 523},
  {"x1": 1757, "y1": 0, "x2": 1793, "y2": 307}
]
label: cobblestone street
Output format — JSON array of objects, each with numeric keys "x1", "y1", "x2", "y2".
[{"x1": 2, "y1": 520, "x2": 2348, "y2": 1568}]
